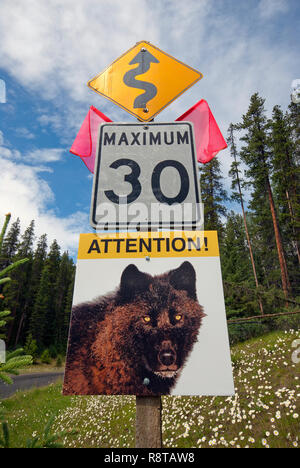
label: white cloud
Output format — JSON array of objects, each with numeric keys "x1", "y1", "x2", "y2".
[
  {"x1": 258, "y1": 0, "x2": 289, "y2": 19},
  {"x1": 0, "y1": 1, "x2": 296, "y2": 119},
  {"x1": 0, "y1": 143, "x2": 88, "y2": 254},
  {"x1": 0, "y1": 141, "x2": 21, "y2": 161},
  {"x1": 25, "y1": 148, "x2": 65, "y2": 163},
  {"x1": 16, "y1": 127, "x2": 35, "y2": 140},
  {"x1": 0, "y1": 0, "x2": 159, "y2": 102},
  {"x1": 0, "y1": 140, "x2": 65, "y2": 164},
  {"x1": 0, "y1": 0, "x2": 296, "y2": 137},
  {"x1": 37, "y1": 113, "x2": 66, "y2": 132},
  {"x1": 0, "y1": 135, "x2": 65, "y2": 164}
]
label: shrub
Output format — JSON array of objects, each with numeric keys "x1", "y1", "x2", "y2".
[
  {"x1": 24, "y1": 334, "x2": 38, "y2": 363},
  {"x1": 228, "y1": 308, "x2": 300, "y2": 345},
  {"x1": 40, "y1": 349, "x2": 51, "y2": 365},
  {"x1": 228, "y1": 322, "x2": 269, "y2": 345}
]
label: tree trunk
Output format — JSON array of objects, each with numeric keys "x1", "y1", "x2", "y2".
[
  {"x1": 229, "y1": 127, "x2": 264, "y2": 314},
  {"x1": 240, "y1": 202, "x2": 264, "y2": 314},
  {"x1": 285, "y1": 189, "x2": 300, "y2": 264},
  {"x1": 15, "y1": 309, "x2": 26, "y2": 347},
  {"x1": 266, "y1": 178, "x2": 291, "y2": 303}
]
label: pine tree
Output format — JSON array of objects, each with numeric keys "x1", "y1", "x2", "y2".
[
  {"x1": 270, "y1": 105, "x2": 300, "y2": 298},
  {"x1": 270, "y1": 105, "x2": 300, "y2": 267},
  {"x1": 1, "y1": 215, "x2": 75, "y2": 354},
  {"x1": 0, "y1": 217, "x2": 77, "y2": 447},
  {"x1": 0, "y1": 214, "x2": 32, "y2": 384},
  {"x1": 0, "y1": 217, "x2": 20, "y2": 270},
  {"x1": 28, "y1": 263, "x2": 52, "y2": 350},
  {"x1": 43, "y1": 240, "x2": 61, "y2": 348},
  {"x1": 288, "y1": 100, "x2": 300, "y2": 163},
  {"x1": 199, "y1": 158, "x2": 228, "y2": 239},
  {"x1": 23, "y1": 333, "x2": 38, "y2": 363},
  {"x1": 221, "y1": 212, "x2": 259, "y2": 318},
  {"x1": 237, "y1": 93, "x2": 291, "y2": 303},
  {"x1": 53, "y1": 252, "x2": 74, "y2": 353},
  {"x1": 228, "y1": 123, "x2": 264, "y2": 314},
  {"x1": 15, "y1": 234, "x2": 48, "y2": 345},
  {"x1": 3, "y1": 220, "x2": 35, "y2": 345},
  {"x1": 29, "y1": 240, "x2": 61, "y2": 349}
]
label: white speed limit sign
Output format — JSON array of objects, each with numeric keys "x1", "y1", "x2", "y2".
[{"x1": 90, "y1": 122, "x2": 201, "y2": 230}]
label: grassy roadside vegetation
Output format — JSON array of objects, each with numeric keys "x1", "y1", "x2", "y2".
[
  {"x1": 1, "y1": 329, "x2": 299, "y2": 448},
  {"x1": 18, "y1": 359, "x2": 65, "y2": 375}
]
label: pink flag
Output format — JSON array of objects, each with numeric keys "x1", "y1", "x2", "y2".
[
  {"x1": 70, "y1": 106, "x2": 112, "y2": 173},
  {"x1": 176, "y1": 99, "x2": 227, "y2": 163},
  {"x1": 70, "y1": 100, "x2": 227, "y2": 173}
]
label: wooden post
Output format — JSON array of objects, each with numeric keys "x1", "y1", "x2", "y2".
[
  {"x1": 135, "y1": 207, "x2": 162, "y2": 448},
  {"x1": 136, "y1": 396, "x2": 162, "y2": 448}
]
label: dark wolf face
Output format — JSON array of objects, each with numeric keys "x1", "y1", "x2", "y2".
[{"x1": 112, "y1": 261, "x2": 206, "y2": 390}]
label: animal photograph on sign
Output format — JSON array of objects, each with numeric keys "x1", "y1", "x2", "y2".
[{"x1": 63, "y1": 231, "x2": 234, "y2": 396}]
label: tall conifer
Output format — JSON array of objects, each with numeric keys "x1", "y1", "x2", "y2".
[
  {"x1": 3, "y1": 221, "x2": 35, "y2": 345},
  {"x1": 15, "y1": 234, "x2": 48, "y2": 345},
  {"x1": 54, "y1": 252, "x2": 74, "y2": 352},
  {"x1": 28, "y1": 264, "x2": 52, "y2": 350},
  {"x1": 228, "y1": 123, "x2": 264, "y2": 314},
  {"x1": 42, "y1": 240, "x2": 61, "y2": 348},
  {"x1": 0, "y1": 217, "x2": 20, "y2": 270},
  {"x1": 270, "y1": 105, "x2": 300, "y2": 266},
  {"x1": 237, "y1": 93, "x2": 291, "y2": 302},
  {"x1": 222, "y1": 212, "x2": 258, "y2": 318}
]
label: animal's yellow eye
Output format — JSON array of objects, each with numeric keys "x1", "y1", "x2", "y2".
[
  {"x1": 175, "y1": 314, "x2": 182, "y2": 321},
  {"x1": 143, "y1": 316, "x2": 151, "y2": 323}
]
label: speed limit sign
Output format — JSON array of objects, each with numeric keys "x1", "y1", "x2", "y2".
[{"x1": 90, "y1": 122, "x2": 201, "y2": 230}]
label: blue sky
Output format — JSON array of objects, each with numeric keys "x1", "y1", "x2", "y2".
[{"x1": 0, "y1": 0, "x2": 299, "y2": 254}]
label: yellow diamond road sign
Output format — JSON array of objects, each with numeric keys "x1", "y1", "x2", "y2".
[{"x1": 87, "y1": 41, "x2": 203, "y2": 122}]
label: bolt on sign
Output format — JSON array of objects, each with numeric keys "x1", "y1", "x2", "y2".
[
  {"x1": 90, "y1": 121, "x2": 202, "y2": 230},
  {"x1": 63, "y1": 231, "x2": 234, "y2": 396},
  {"x1": 87, "y1": 41, "x2": 203, "y2": 122}
]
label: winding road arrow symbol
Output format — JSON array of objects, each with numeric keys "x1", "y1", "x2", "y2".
[
  {"x1": 123, "y1": 49, "x2": 160, "y2": 109},
  {"x1": 87, "y1": 41, "x2": 203, "y2": 121}
]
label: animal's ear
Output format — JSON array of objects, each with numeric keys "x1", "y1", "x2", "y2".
[
  {"x1": 120, "y1": 264, "x2": 152, "y2": 301},
  {"x1": 169, "y1": 261, "x2": 197, "y2": 300}
]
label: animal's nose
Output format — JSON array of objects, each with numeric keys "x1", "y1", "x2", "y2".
[
  {"x1": 158, "y1": 340, "x2": 176, "y2": 366},
  {"x1": 159, "y1": 351, "x2": 176, "y2": 366}
]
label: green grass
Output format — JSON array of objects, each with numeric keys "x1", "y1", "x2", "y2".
[
  {"x1": 18, "y1": 358, "x2": 65, "y2": 375},
  {"x1": 1, "y1": 329, "x2": 299, "y2": 448},
  {"x1": 0, "y1": 381, "x2": 74, "y2": 447},
  {"x1": 18, "y1": 364, "x2": 64, "y2": 375}
]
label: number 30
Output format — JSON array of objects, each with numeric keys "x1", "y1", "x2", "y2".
[{"x1": 104, "y1": 158, "x2": 190, "y2": 205}]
